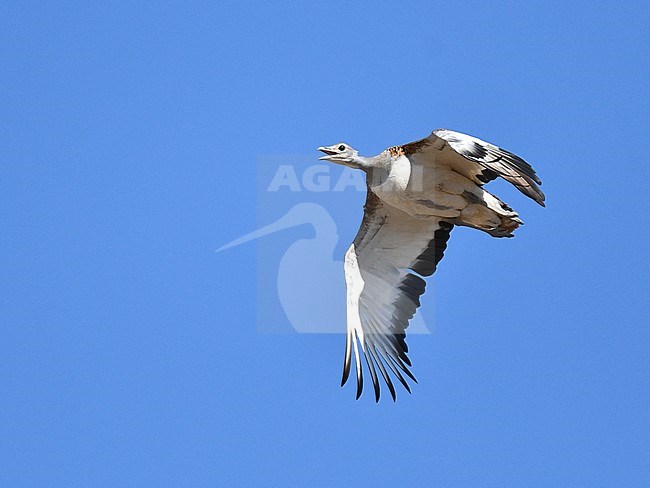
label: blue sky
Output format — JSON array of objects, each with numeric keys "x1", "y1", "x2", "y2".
[{"x1": 2, "y1": 1, "x2": 649, "y2": 486}]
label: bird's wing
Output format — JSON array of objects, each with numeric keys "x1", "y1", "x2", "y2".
[
  {"x1": 342, "y1": 188, "x2": 453, "y2": 401},
  {"x1": 401, "y1": 129, "x2": 545, "y2": 206}
]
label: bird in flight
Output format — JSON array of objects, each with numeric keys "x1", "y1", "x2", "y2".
[{"x1": 317, "y1": 129, "x2": 545, "y2": 402}]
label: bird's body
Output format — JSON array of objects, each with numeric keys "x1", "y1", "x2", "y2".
[
  {"x1": 318, "y1": 129, "x2": 545, "y2": 402},
  {"x1": 370, "y1": 155, "x2": 521, "y2": 235}
]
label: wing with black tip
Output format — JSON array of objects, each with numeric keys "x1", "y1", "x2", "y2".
[
  {"x1": 402, "y1": 129, "x2": 545, "y2": 206},
  {"x1": 341, "y1": 188, "x2": 453, "y2": 402}
]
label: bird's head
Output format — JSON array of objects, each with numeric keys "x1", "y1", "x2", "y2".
[{"x1": 317, "y1": 143, "x2": 360, "y2": 168}]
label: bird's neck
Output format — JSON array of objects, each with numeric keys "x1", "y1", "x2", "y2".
[
  {"x1": 358, "y1": 153, "x2": 390, "y2": 171},
  {"x1": 351, "y1": 155, "x2": 372, "y2": 171}
]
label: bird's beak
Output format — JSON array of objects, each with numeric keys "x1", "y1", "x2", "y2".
[{"x1": 317, "y1": 146, "x2": 338, "y2": 161}]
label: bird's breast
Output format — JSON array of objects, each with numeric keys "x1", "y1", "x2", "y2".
[{"x1": 371, "y1": 155, "x2": 411, "y2": 196}]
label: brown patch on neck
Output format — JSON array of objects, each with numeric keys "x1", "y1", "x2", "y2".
[{"x1": 388, "y1": 145, "x2": 405, "y2": 157}]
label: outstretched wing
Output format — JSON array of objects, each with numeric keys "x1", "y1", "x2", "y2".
[
  {"x1": 342, "y1": 188, "x2": 453, "y2": 402},
  {"x1": 402, "y1": 128, "x2": 545, "y2": 206}
]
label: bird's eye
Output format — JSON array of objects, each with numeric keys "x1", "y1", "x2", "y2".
[{"x1": 338, "y1": 145, "x2": 346, "y2": 151}]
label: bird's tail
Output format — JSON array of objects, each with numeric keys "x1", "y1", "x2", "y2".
[{"x1": 457, "y1": 190, "x2": 523, "y2": 238}]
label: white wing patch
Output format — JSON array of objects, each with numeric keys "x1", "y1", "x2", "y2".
[
  {"x1": 403, "y1": 129, "x2": 545, "y2": 206},
  {"x1": 341, "y1": 191, "x2": 453, "y2": 401}
]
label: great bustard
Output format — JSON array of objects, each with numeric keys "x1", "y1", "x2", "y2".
[{"x1": 317, "y1": 129, "x2": 545, "y2": 402}]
